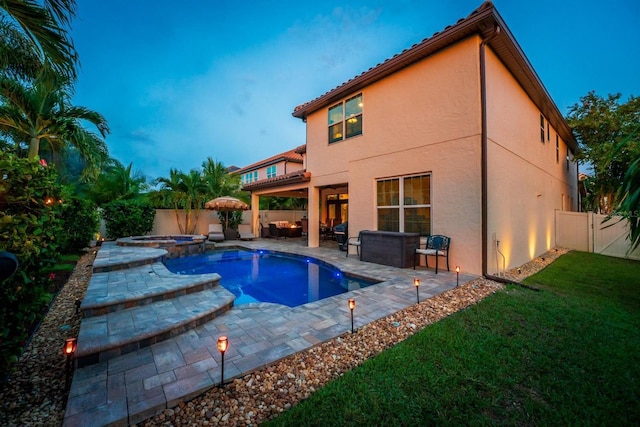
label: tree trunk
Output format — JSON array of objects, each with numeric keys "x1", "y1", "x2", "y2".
[
  {"x1": 188, "y1": 208, "x2": 201, "y2": 235},
  {"x1": 184, "y1": 209, "x2": 191, "y2": 235},
  {"x1": 173, "y1": 206, "x2": 185, "y2": 234},
  {"x1": 28, "y1": 136, "x2": 39, "y2": 159}
]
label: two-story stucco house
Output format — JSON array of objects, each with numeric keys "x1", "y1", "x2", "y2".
[
  {"x1": 245, "y1": 1, "x2": 579, "y2": 276},
  {"x1": 235, "y1": 145, "x2": 306, "y2": 189}
]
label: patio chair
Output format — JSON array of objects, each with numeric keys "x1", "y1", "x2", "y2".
[
  {"x1": 335, "y1": 231, "x2": 348, "y2": 251},
  {"x1": 269, "y1": 223, "x2": 283, "y2": 239},
  {"x1": 334, "y1": 222, "x2": 348, "y2": 251},
  {"x1": 237, "y1": 224, "x2": 255, "y2": 240},
  {"x1": 208, "y1": 224, "x2": 225, "y2": 242},
  {"x1": 347, "y1": 231, "x2": 365, "y2": 259},
  {"x1": 414, "y1": 235, "x2": 450, "y2": 274}
]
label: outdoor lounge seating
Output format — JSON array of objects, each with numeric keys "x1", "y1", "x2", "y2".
[
  {"x1": 347, "y1": 231, "x2": 364, "y2": 259},
  {"x1": 333, "y1": 222, "x2": 348, "y2": 251},
  {"x1": 269, "y1": 223, "x2": 283, "y2": 239},
  {"x1": 208, "y1": 224, "x2": 225, "y2": 242},
  {"x1": 335, "y1": 231, "x2": 347, "y2": 251},
  {"x1": 414, "y1": 235, "x2": 450, "y2": 274},
  {"x1": 238, "y1": 224, "x2": 255, "y2": 240}
]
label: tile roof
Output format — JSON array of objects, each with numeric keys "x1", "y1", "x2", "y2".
[
  {"x1": 290, "y1": 1, "x2": 576, "y2": 150},
  {"x1": 234, "y1": 144, "x2": 305, "y2": 174},
  {"x1": 291, "y1": 1, "x2": 493, "y2": 119},
  {"x1": 241, "y1": 170, "x2": 311, "y2": 191}
]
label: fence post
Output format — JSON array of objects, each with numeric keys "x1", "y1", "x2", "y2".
[{"x1": 587, "y1": 212, "x2": 594, "y2": 253}]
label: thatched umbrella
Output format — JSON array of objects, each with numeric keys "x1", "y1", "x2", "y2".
[{"x1": 205, "y1": 196, "x2": 250, "y2": 230}]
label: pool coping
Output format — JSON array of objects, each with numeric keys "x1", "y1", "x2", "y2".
[{"x1": 63, "y1": 239, "x2": 477, "y2": 426}]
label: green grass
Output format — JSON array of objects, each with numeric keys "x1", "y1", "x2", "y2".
[{"x1": 266, "y1": 252, "x2": 640, "y2": 426}]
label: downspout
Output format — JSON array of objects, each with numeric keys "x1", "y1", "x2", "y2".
[
  {"x1": 478, "y1": 26, "x2": 538, "y2": 291},
  {"x1": 480, "y1": 25, "x2": 500, "y2": 278}
]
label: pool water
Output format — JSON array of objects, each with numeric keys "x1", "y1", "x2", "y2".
[{"x1": 164, "y1": 249, "x2": 378, "y2": 307}]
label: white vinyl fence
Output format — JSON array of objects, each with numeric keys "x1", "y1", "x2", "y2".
[{"x1": 555, "y1": 210, "x2": 640, "y2": 260}]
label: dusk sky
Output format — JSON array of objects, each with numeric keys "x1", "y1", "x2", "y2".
[{"x1": 70, "y1": 0, "x2": 640, "y2": 180}]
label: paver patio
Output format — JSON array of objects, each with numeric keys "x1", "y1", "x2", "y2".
[{"x1": 63, "y1": 238, "x2": 476, "y2": 426}]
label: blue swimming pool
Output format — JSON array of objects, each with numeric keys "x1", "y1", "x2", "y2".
[{"x1": 164, "y1": 249, "x2": 378, "y2": 307}]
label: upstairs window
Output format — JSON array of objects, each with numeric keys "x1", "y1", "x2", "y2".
[
  {"x1": 242, "y1": 171, "x2": 259, "y2": 184},
  {"x1": 566, "y1": 148, "x2": 574, "y2": 171},
  {"x1": 556, "y1": 134, "x2": 559, "y2": 163},
  {"x1": 329, "y1": 94, "x2": 363, "y2": 144},
  {"x1": 540, "y1": 114, "x2": 545, "y2": 143},
  {"x1": 266, "y1": 165, "x2": 276, "y2": 178}
]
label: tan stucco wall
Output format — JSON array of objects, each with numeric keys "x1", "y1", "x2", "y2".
[
  {"x1": 485, "y1": 48, "x2": 578, "y2": 274},
  {"x1": 300, "y1": 35, "x2": 576, "y2": 275},
  {"x1": 151, "y1": 209, "x2": 238, "y2": 236},
  {"x1": 305, "y1": 37, "x2": 484, "y2": 273},
  {"x1": 241, "y1": 160, "x2": 303, "y2": 182}
]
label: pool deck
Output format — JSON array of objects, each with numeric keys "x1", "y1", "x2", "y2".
[{"x1": 63, "y1": 238, "x2": 477, "y2": 426}]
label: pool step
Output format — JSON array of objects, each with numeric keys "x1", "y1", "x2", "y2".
[
  {"x1": 92, "y1": 242, "x2": 167, "y2": 273},
  {"x1": 75, "y1": 286, "x2": 235, "y2": 368},
  {"x1": 81, "y1": 263, "x2": 222, "y2": 317}
]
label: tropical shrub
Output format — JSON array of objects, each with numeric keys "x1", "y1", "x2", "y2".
[
  {"x1": 59, "y1": 196, "x2": 100, "y2": 252},
  {"x1": 0, "y1": 153, "x2": 64, "y2": 377},
  {"x1": 101, "y1": 200, "x2": 155, "y2": 238},
  {"x1": 218, "y1": 210, "x2": 244, "y2": 231}
]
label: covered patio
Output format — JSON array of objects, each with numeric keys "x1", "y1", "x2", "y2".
[{"x1": 242, "y1": 169, "x2": 350, "y2": 250}]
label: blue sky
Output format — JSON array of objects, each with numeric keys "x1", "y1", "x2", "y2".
[{"x1": 71, "y1": 0, "x2": 640, "y2": 180}]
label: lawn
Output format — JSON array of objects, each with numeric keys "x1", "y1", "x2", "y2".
[{"x1": 266, "y1": 251, "x2": 640, "y2": 426}]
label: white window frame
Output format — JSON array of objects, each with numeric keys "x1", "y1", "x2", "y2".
[
  {"x1": 328, "y1": 93, "x2": 363, "y2": 144},
  {"x1": 376, "y1": 173, "x2": 431, "y2": 235},
  {"x1": 266, "y1": 165, "x2": 277, "y2": 178},
  {"x1": 242, "y1": 171, "x2": 259, "y2": 184}
]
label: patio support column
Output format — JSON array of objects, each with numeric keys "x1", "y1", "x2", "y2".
[
  {"x1": 251, "y1": 193, "x2": 260, "y2": 237},
  {"x1": 308, "y1": 186, "x2": 320, "y2": 247}
]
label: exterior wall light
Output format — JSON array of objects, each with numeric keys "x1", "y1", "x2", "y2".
[
  {"x1": 414, "y1": 278, "x2": 420, "y2": 303},
  {"x1": 217, "y1": 336, "x2": 228, "y2": 386},
  {"x1": 348, "y1": 298, "x2": 356, "y2": 333}
]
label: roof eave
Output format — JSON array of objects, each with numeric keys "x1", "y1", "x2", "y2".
[{"x1": 290, "y1": 3, "x2": 577, "y2": 150}]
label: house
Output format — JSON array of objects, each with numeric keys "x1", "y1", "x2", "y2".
[
  {"x1": 235, "y1": 145, "x2": 306, "y2": 188},
  {"x1": 236, "y1": 145, "x2": 310, "y2": 234},
  {"x1": 245, "y1": 1, "x2": 579, "y2": 276}
]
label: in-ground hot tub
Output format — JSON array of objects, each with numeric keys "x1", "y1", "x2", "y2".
[{"x1": 116, "y1": 235, "x2": 207, "y2": 258}]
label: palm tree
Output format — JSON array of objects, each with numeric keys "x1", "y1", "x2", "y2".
[
  {"x1": 153, "y1": 169, "x2": 209, "y2": 234},
  {"x1": 0, "y1": 68, "x2": 109, "y2": 180},
  {"x1": 0, "y1": 18, "x2": 43, "y2": 81},
  {"x1": 202, "y1": 157, "x2": 240, "y2": 197},
  {"x1": 89, "y1": 159, "x2": 148, "y2": 205},
  {"x1": 0, "y1": 0, "x2": 78, "y2": 79}
]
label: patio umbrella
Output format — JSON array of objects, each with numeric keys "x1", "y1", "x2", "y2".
[{"x1": 205, "y1": 196, "x2": 250, "y2": 230}]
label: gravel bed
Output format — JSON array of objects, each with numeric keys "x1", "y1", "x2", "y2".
[
  {"x1": 0, "y1": 249, "x2": 96, "y2": 427},
  {"x1": 0, "y1": 248, "x2": 568, "y2": 426}
]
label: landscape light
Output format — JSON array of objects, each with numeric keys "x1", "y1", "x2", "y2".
[
  {"x1": 455, "y1": 266, "x2": 460, "y2": 287},
  {"x1": 414, "y1": 278, "x2": 420, "y2": 303},
  {"x1": 64, "y1": 337, "x2": 77, "y2": 357},
  {"x1": 217, "y1": 336, "x2": 228, "y2": 386},
  {"x1": 63, "y1": 337, "x2": 77, "y2": 391},
  {"x1": 348, "y1": 298, "x2": 356, "y2": 333}
]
